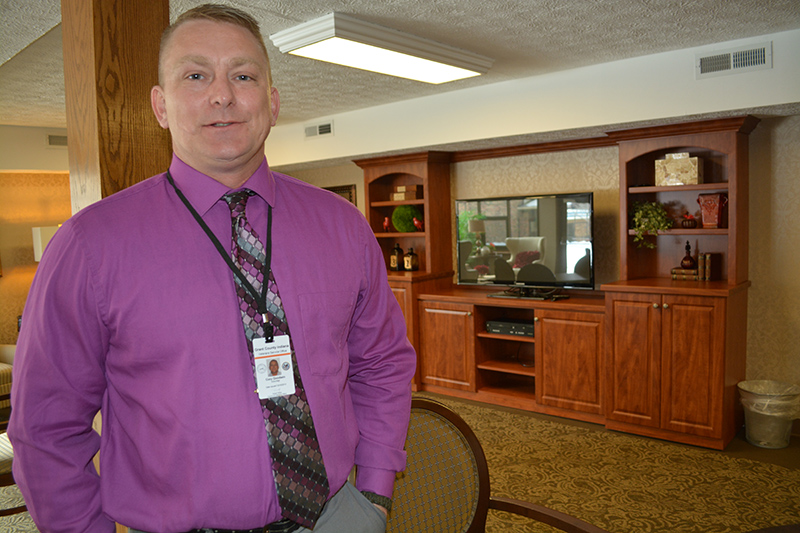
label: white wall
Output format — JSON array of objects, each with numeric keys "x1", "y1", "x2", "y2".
[{"x1": 265, "y1": 29, "x2": 800, "y2": 168}]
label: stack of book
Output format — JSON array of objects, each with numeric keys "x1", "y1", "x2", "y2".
[
  {"x1": 672, "y1": 253, "x2": 721, "y2": 281},
  {"x1": 391, "y1": 184, "x2": 420, "y2": 201}
]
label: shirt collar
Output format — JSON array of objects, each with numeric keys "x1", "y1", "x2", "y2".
[{"x1": 167, "y1": 154, "x2": 276, "y2": 215}]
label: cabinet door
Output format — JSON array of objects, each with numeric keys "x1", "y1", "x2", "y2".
[
  {"x1": 660, "y1": 294, "x2": 725, "y2": 438},
  {"x1": 418, "y1": 301, "x2": 475, "y2": 391},
  {"x1": 536, "y1": 309, "x2": 604, "y2": 415},
  {"x1": 605, "y1": 292, "x2": 662, "y2": 428},
  {"x1": 389, "y1": 283, "x2": 413, "y2": 343}
]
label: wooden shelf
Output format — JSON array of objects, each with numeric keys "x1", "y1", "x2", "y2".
[
  {"x1": 628, "y1": 182, "x2": 729, "y2": 194},
  {"x1": 477, "y1": 359, "x2": 535, "y2": 377},
  {"x1": 476, "y1": 331, "x2": 536, "y2": 343},
  {"x1": 627, "y1": 228, "x2": 728, "y2": 236},
  {"x1": 370, "y1": 199, "x2": 425, "y2": 207},
  {"x1": 478, "y1": 385, "x2": 537, "y2": 402},
  {"x1": 375, "y1": 232, "x2": 425, "y2": 239},
  {"x1": 601, "y1": 277, "x2": 749, "y2": 297}
]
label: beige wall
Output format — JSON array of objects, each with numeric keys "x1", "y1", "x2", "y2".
[
  {"x1": 0, "y1": 126, "x2": 70, "y2": 171},
  {"x1": 0, "y1": 171, "x2": 71, "y2": 343},
  {"x1": 747, "y1": 115, "x2": 800, "y2": 384}
]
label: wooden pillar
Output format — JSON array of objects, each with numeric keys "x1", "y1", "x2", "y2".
[{"x1": 61, "y1": 0, "x2": 171, "y2": 215}]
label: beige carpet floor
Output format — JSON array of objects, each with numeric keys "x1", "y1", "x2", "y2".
[{"x1": 416, "y1": 392, "x2": 800, "y2": 533}]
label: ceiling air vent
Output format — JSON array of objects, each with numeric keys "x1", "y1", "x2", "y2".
[
  {"x1": 696, "y1": 41, "x2": 772, "y2": 79},
  {"x1": 47, "y1": 134, "x2": 68, "y2": 147},
  {"x1": 304, "y1": 121, "x2": 334, "y2": 139}
]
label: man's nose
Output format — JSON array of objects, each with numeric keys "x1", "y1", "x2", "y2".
[{"x1": 210, "y1": 77, "x2": 235, "y2": 106}]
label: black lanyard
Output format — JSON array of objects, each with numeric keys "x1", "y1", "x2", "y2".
[{"x1": 167, "y1": 170, "x2": 274, "y2": 340}]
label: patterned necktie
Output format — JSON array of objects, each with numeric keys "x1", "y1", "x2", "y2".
[{"x1": 223, "y1": 190, "x2": 330, "y2": 529}]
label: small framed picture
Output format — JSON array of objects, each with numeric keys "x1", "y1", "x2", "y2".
[{"x1": 324, "y1": 184, "x2": 357, "y2": 205}]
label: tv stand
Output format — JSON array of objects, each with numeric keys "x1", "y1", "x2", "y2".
[
  {"x1": 417, "y1": 288, "x2": 605, "y2": 424},
  {"x1": 488, "y1": 286, "x2": 568, "y2": 301}
]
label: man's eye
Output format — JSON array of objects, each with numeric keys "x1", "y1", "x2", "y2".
[
  {"x1": 187, "y1": 73, "x2": 203, "y2": 80},
  {"x1": 236, "y1": 75, "x2": 253, "y2": 81}
]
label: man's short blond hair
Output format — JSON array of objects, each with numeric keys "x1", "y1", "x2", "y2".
[{"x1": 158, "y1": 4, "x2": 272, "y2": 86}]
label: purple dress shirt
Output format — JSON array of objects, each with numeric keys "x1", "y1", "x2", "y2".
[{"x1": 9, "y1": 156, "x2": 415, "y2": 532}]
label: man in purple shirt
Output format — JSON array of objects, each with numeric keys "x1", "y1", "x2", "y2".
[{"x1": 9, "y1": 5, "x2": 415, "y2": 533}]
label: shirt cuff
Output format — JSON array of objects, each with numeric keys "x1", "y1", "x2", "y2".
[
  {"x1": 355, "y1": 466, "x2": 397, "y2": 499},
  {"x1": 360, "y1": 491, "x2": 392, "y2": 512}
]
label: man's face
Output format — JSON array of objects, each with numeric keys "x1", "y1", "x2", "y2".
[{"x1": 151, "y1": 19, "x2": 279, "y2": 186}]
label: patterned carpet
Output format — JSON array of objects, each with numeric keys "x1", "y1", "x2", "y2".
[
  {"x1": 416, "y1": 393, "x2": 800, "y2": 533},
  {"x1": 3, "y1": 394, "x2": 799, "y2": 532}
]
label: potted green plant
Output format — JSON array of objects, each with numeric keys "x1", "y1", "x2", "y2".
[{"x1": 631, "y1": 201, "x2": 672, "y2": 248}]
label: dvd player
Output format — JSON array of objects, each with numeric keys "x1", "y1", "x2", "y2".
[{"x1": 485, "y1": 319, "x2": 535, "y2": 337}]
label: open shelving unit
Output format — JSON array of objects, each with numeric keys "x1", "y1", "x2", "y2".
[
  {"x1": 355, "y1": 151, "x2": 453, "y2": 276},
  {"x1": 608, "y1": 116, "x2": 759, "y2": 285},
  {"x1": 473, "y1": 305, "x2": 537, "y2": 403},
  {"x1": 354, "y1": 152, "x2": 455, "y2": 389},
  {"x1": 602, "y1": 116, "x2": 759, "y2": 449}
]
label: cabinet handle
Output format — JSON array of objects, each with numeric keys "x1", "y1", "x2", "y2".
[
  {"x1": 663, "y1": 303, "x2": 669, "y2": 309},
  {"x1": 653, "y1": 303, "x2": 659, "y2": 309},
  {"x1": 534, "y1": 317, "x2": 539, "y2": 322}
]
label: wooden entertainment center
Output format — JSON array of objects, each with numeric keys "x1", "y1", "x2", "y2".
[{"x1": 356, "y1": 116, "x2": 759, "y2": 450}]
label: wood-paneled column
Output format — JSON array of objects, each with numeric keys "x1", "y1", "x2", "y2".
[{"x1": 61, "y1": 0, "x2": 171, "y2": 214}]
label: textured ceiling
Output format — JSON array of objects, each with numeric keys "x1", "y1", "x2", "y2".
[{"x1": 2, "y1": 0, "x2": 800, "y2": 137}]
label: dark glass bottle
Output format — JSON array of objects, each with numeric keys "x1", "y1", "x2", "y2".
[
  {"x1": 403, "y1": 247, "x2": 419, "y2": 271},
  {"x1": 390, "y1": 243, "x2": 404, "y2": 271}
]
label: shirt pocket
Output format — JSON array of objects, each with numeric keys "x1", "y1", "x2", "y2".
[{"x1": 298, "y1": 290, "x2": 357, "y2": 376}]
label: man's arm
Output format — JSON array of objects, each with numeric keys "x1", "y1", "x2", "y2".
[
  {"x1": 9, "y1": 221, "x2": 115, "y2": 532},
  {"x1": 346, "y1": 228, "x2": 417, "y2": 501}
]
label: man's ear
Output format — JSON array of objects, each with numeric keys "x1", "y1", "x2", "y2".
[
  {"x1": 269, "y1": 86, "x2": 280, "y2": 127},
  {"x1": 151, "y1": 85, "x2": 169, "y2": 129}
]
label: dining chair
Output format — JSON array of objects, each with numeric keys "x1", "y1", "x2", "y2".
[
  {"x1": 385, "y1": 397, "x2": 609, "y2": 533},
  {"x1": 0, "y1": 392, "x2": 27, "y2": 517}
]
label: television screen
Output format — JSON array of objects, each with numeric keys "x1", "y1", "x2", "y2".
[{"x1": 455, "y1": 192, "x2": 594, "y2": 293}]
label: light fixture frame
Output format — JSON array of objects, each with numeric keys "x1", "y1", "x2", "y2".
[{"x1": 269, "y1": 13, "x2": 493, "y2": 80}]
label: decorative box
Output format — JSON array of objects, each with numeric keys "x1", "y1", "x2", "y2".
[
  {"x1": 655, "y1": 152, "x2": 703, "y2": 186},
  {"x1": 392, "y1": 184, "x2": 420, "y2": 201},
  {"x1": 392, "y1": 191, "x2": 419, "y2": 201}
]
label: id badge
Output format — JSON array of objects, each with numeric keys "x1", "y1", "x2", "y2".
[{"x1": 253, "y1": 336, "x2": 296, "y2": 399}]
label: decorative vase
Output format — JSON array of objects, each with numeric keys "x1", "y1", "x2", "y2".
[
  {"x1": 697, "y1": 193, "x2": 728, "y2": 229},
  {"x1": 681, "y1": 241, "x2": 697, "y2": 269}
]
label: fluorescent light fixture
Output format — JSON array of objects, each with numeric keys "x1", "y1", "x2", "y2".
[
  {"x1": 32, "y1": 225, "x2": 60, "y2": 262},
  {"x1": 270, "y1": 13, "x2": 493, "y2": 84}
]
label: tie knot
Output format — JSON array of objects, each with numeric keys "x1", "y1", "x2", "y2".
[{"x1": 223, "y1": 189, "x2": 255, "y2": 215}]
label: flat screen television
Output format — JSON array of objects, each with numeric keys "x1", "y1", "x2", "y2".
[{"x1": 455, "y1": 192, "x2": 594, "y2": 298}]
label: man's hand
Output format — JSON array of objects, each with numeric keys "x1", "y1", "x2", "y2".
[{"x1": 373, "y1": 504, "x2": 388, "y2": 517}]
